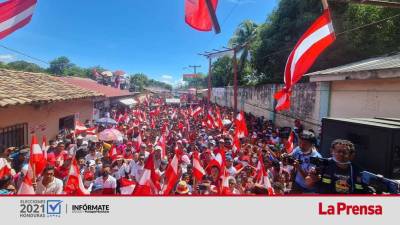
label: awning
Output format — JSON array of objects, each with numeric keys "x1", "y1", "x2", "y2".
[
  {"x1": 165, "y1": 98, "x2": 180, "y2": 104},
  {"x1": 119, "y1": 98, "x2": 138, "y2": 106}
]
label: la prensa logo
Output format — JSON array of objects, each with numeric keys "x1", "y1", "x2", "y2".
[{"x1": 46, "y1": 200, "x2": 63, "y2": 217}]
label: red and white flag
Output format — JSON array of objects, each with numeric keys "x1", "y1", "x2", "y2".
[
  {"x1": 0, "y1": 0, "x2": 37, "y2": 40},
  {"x1": 185, "y1": 0, "x2": 218, "y2": 32},
  {"x1": 41, "y1": 135, "x2": 47, "y2": 160},
  {"x1": 119, "y1": 177, "x2": 136, "y2": 195},
  {"x1": 162, "y1": 148, "x2": 183, "y2": 195},
  {"x1": 275, "y1": 9, "x2": 335, "y2": 111},
  {"x1": 0, "y1": 158, "x2": 11, "y2": 179},
  {"x1": 232, "y1": 130, "x2": 241, "y2": 154},
  {"x1": 30, "y1": 134, "x2": 46, "y2": 177},
  {"x1": 64, "y1": 159, "x2": 90, "y2": 195},
  {"x1": 17, "y1": 165, "x2": 35, "y2": 195},
  {"x1": 157, "y1": 133, "x2": 167, "y2": 160},
  {"x1": 255, "y1": 153, "x2": 274, "y2": 195},
  {"x1": 192, "y1": 151, "x2": 205, "y2": 181},
  {"x1": 235, "y1": 112, "x2": 248, "y2": 138},
  {"x1": 108, "y1": 145, "x2": 118, "y2": 161},
  {"x1": 133, "y1": 153, "x2": 159, "y2": 195},
  {"x1": 191, "y1": 106, "x2": 203, "y2": 118},
  {"x1": 286, "y1": 131, "x2": 295, "y2": 154},
  {"x1": 215, "y1": 107, "x2": 224, "y2": 130}
]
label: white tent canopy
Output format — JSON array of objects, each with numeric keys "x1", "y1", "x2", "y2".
[
  {"x1": 119, "y1": 98, "x2": 138, "y2": 107},
  {"x1": 165, "y1": 98, "x2": 181, "y2": 104}
]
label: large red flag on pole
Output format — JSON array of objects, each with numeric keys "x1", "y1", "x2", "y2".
[
  {"x1": 185, "y1": 0, "x2": 220, "y2": 33},
  {"x1": 274, "y1": 9, "x2": 335, "y2": 111},
  {"x1": 0, "y1": 0, "x2": 37, "y2": 40}
]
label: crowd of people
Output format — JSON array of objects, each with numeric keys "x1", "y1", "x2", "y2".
[{"x1": 0, "y1": 96, "x2": 369, "y2": 195}]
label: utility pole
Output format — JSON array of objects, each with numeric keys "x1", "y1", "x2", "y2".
[
  {"x1": 233, "y1": 48, "x2": 238, "y2": 114},
  {"x1": 188, "y1": 65, "x2": 202, "y2": 75}
]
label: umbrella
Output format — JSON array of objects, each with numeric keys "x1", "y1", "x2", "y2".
[
  {"x1": 101, "y1": 71, "x2": 113, "y2": 77},
  {"x1": 96, "y1": 117, "x2": 117, "y2": 125},
  {"x1": 98, "y1": 128, "x2": 123, "y2": 142},
  {"x1": 114, "y1": 70, "x2": 126, "y2": 76}
]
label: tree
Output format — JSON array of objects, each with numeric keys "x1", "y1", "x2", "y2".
[
  {"x1": 47, "y1": 56, "x2": 72, "y2": 76},
  {"x1": 210, "y1": 56, "x2": 233, "y2": 87},
  {"x1": 249, "y1": 0, "x2": 400, "y2": 84},
  {"x1": 2, "y1": 60, "x2": 45, "y2": 73},
  {"x1": 129, "y1": 73, "x2": 149, "y2": 91},
  {"x1": 228, "y1": 20, "x2": 258, "y2": 85}
]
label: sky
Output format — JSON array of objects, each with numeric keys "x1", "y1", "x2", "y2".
[{"x1": 0, "y1": 0, "x2": 277, "y2": 86}]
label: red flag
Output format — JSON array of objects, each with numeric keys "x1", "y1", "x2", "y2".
[
  {"x1": 255, "y1": 153, "x2": 274, "y2": 195},
  {"x1": 232, "y1": 130, "x2": 241, "y2": 154},
  {"x1": 191, "y1": 106, "x2": 203, "y2": 118},
  {"x1": 215, "y1": 107, "x2": 224, "y2": 130},
  {"x1": 30, "y1": 135, "x2": 46, "y2": 177},
  {"x1": 286, "y1": 131, "x2": 295, "y2": 154},
  {"x1": 162, "y1": 148, "x2": 182, "y2": 195},
  {"x1": 157, "y1": 134, "x2": 167, "y2": 160},
  {"x1": 0, "y1": 0, "x2": 37, "y2": 40},
  {"x1": 133, "y1": 153, "x2": 159, "y2": 195},
  {"x1": 192, "y1": 151, "x2": 205, "y2": 181},
  {"x1": 119, "y1": 178, "x2": 136, "y2": 195},
  {"x1": 64, "y1": 159, "x2": 90, "y2": 195},
  {"x1": 235, "y1": 112, "x2": 248, "y2": 138},
  {"x1": 275, "y1": 9, "x2": 335, "y2": 111},
  {"x1": 0, "y1": 159, "x2": 11, "y2": 179},
  {"x1": 185, "y1": 0, "x2": 218, "y2": 32},
  {"x1": 108, "y1": 145, "x2": 118, "y2": 161},
  {"x1": 42, "y1": 135, "x2": 47, "y2": 160},
  {"x1": 17, "y1": 166, "x2": 35, "y2": 195}
]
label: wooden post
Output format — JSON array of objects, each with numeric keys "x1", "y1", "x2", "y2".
[
  {"x1": 205, "y1": 0, "x2": 221, "y2": 34},
  {"x1": 322, "y1": 0, "x2": 329, "y2": 9},
  {"x1": 233, "y1": 48, "x2": 238, "y2": 114},
  {"x1": 208, "y1": 57, "x2": 212, "y2": 104}
]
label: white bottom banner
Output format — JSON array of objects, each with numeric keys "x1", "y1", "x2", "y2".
[{"x1": 0, "y1": 196, "x2": 397, "y2": 225}]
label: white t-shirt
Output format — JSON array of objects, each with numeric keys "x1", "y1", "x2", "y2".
[
  {"x1": 130, "y1": 163, "x2": 144, "y2": 182},
  {"x1": 94, "y1": 175, "x2": 117, "y2": 189},
  {"x1": 36, "y1": 177, "x2": 63, "y2": 195},
  {"x1": 112, "y1": 163, "x2": 129, "y2": 180},
  {"x1": 85, "y1": 152, "x2": 102, "y2": 162},
  {"x1": 226, "y1": 166, "x2": 237, "y2": 176}
]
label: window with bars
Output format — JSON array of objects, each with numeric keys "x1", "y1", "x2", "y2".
[{"x1": 0, "y1": 123, "x2": 28, "y2": 151}]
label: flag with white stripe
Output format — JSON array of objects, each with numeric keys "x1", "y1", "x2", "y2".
[{"x1": 0, "y1": 0, "x2": 37, "y2": 40}]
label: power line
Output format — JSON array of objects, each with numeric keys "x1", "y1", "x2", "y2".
[{"x1": 0, "y1": 44, "x2": 49, "y2": 66}]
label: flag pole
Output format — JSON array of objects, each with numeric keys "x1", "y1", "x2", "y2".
[
  {"x1": 205, "y1": 0, "x2": 221, "y2": 34},
  {"x1": 321, "y1": 0, "x2": 329, "y2": 9}
]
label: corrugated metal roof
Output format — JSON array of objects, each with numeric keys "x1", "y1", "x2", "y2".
[
  {"x1": 58, "y1": 76, "x2": 134, "y2": 98},
  {"x1": 307, "y1": 53, "x2": 400, "y2": 77},
  {"x1": 0, "y1": 69, "x2": 103, "y2": 107}
]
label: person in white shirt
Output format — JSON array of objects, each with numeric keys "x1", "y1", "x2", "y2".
[
  {"x1": 129, "y1": 154, "x2": 145, "y2": 182},
  {"x1": 35, "y1": 165, "x2": 63, "y2": 195},
  {"x1": 225, "y1": 156, "x2": 237, "y2": 176},
  {"x1": 112, "y1": 155, "x2": 129, "y2": 180},
  {"x1": 94, "y1": 164, "x2": 116, "y2": 195},
  {"x1": 85, "y1": 146, "x2": 102, "y2": 163}
]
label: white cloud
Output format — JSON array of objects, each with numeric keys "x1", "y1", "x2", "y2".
[
  {"x1": 161, "y1": 75, "x2": 173, "y2": 80},
  {"x1": 0, "y1": 54, "x2": 16, "y2": 63}
]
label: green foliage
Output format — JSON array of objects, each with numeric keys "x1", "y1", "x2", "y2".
[
  {"x1": 1, "y1": 60, "x2": 45, "y2": 73},
  {"x1": 212, "y1": 0, "x2": 400, "y2": 86},
  {"x1": 129, "y1": 73, "x2": 172, "y2": 91},
  {"x1": 211, "y1": 56, "x2": 233, "y2": 87},
  {"x1": 47, "y1": 56, "x2": 73, "y2": 75}
]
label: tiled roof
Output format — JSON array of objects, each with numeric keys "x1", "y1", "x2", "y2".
[
  {"x1": 307, "y1": 53, "x2": 400, "y2": 77},
  {"x1": 0, "y1": 69, "x2": 103, "y2": 107},
  {"x1": 58, "y1": 77, "x2": 134, "y2": 98}
]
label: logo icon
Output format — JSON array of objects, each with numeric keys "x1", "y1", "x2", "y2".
[{"x1": 46, "y1": 200, "x2": 62, "y2": 215}]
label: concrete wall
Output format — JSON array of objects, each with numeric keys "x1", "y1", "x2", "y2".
[
  {"x1": 211, "y1": 82, "x2": 325, "y2": 131},
  {"x1": 330, "y1": 78, "x2": 400, "y2": 118},
  {"x1": 0, "y1": 99, "x2": 94, "y2": 145}
]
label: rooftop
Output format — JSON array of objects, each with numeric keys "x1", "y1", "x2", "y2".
[
  {"x1": 0, "y1": 69, "x2": 103, "y2": 107},
  {"x1": 58, "y1": 76, "x2": 134, "y2": 98},
  {"x1": 306, "y1": 53, "x2": 400, "y2": 82}
]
